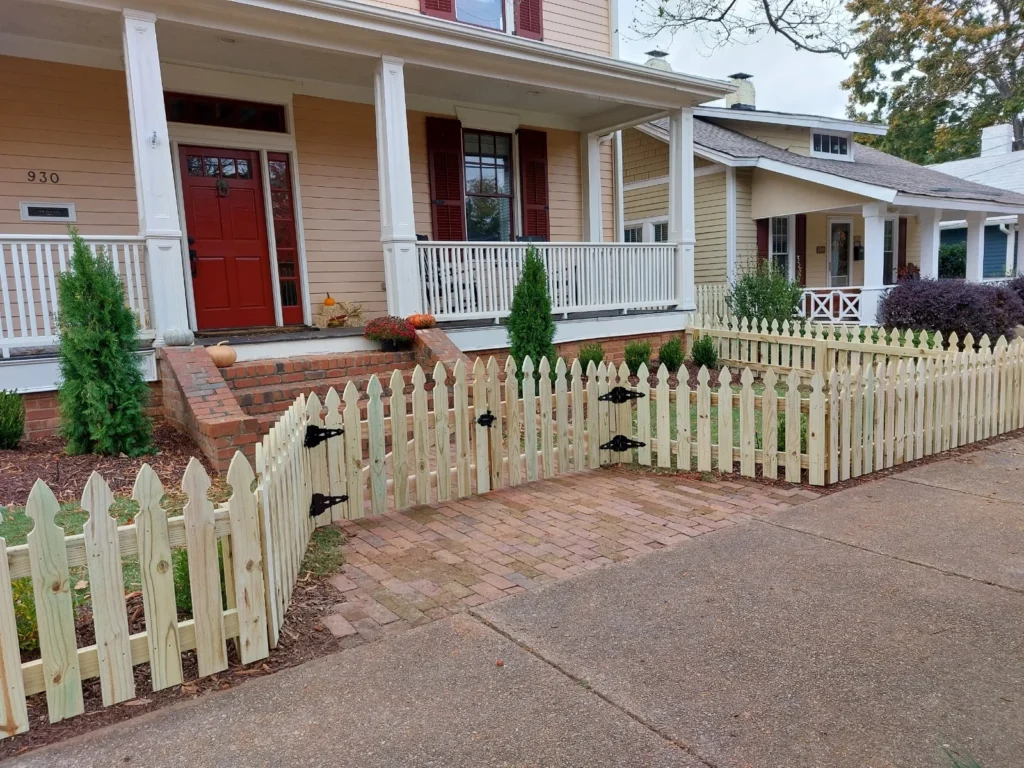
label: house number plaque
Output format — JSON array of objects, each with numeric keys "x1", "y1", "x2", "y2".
[{"x1": 26, "y1": 171, "x2": 60, "y2": 184}]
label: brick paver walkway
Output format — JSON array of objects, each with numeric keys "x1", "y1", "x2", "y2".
[{"x1": 322, "y1": 468, "x2": 820, "y2": 644}]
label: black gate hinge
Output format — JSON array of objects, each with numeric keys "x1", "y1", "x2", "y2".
[
  {"x1": 477, "y1": 410, "x2": 496, "y2": 428},
  {"x1": 305, "y1": 425, "x2": 344, "y2": 449},
  {"x1": 600, "y1": 434, "x2": 646, "y2": 452},
  {"x1": 598, "y1": 386, "x2": 646, "y2": 404},
  {"x1": 309, "y1": 492, "x2": 349, "y2": 518}
]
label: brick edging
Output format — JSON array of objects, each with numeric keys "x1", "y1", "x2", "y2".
[{"x1": 158, "y1": 346, "x2": 259, "y2": 472}]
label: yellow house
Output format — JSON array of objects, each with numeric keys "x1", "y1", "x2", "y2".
[
  {"x1": 0, "y1": 0, "x2": 734, "y2": 389},
  {"x1": 622, "y1": 75, "x2": 1024, "y2": 324}
]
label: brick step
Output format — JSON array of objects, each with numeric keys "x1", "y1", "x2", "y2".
[
  {"x1": 221, "y1": 351, "x2": 417, "y2": 387},
  {"x1": 233, "y1": 373, "x2": 429, "y2": 413}
]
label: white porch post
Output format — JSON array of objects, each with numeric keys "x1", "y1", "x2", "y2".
[
  {"x1": 1017, "y1": 215, "x2": 1024, "y2": 276},
  {"x1": 725, "y1": 167, "x2": 737, "y2": 282},
  {"x1": 918, "y1": 208, "x2": 941, "y2": 279},
  {"x1": 965, "y1": 212, "x2": 986, "y2": 282},
  {"x1": 581, "y1": 133, "x2": 603, "y2": 242},
  {"x1": 374, "y1": 57, "x2": 421, "y2": 316},
  {"x1": 122, "y1": 10, "x2": 189, "y2": 342},
  {"x1": 668, "y1": 107, "x2": 696, "y2": 310},
  {"x1": 861, "y1": 202, "x2": 886, "y2": 324}
]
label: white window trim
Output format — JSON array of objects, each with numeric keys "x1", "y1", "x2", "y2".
[
  {"x1": 624, "y1": 215, "x2": 669, "y2": 244},
  {"x1": 769, "y1": 215, "x2": 796, "y2": 281},
  {"x1": 809, "y1": 129, "x2": 854, "y2": 162}
]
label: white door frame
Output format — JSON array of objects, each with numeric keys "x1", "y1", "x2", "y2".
[
  {"x1": 826, "y1": 216, "x2": 854, "y2": 288},
  {"x1": 168, "y1": 112, "x2": 311, "y2": 330}
]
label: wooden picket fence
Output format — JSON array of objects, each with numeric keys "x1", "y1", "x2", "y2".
[
  {"x1": 825, "y1": 334, "x2": 1024, "y2": 481},
  {"x1": 689, "y1": 314, "x2": 947, "y2": 379},
  {"x1": 0, "y1": 453, "x2": 269, "y2": 739}
]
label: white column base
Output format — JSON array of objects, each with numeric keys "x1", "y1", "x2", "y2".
[
  {"x1": 858, "y1": 287, "x2": 885, "y2": 326},
  {"x1": 383, "y1": 237, "x2": 423, "y2": 317},
  {"x1": 144, "y1": 236, "x2": 190, "y2": 342},
  {"x1": 676, "y1": 241, "x2": 696, "y2": 310}
]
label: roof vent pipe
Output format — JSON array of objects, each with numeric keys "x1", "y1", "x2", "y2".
[
  {"x1": 644, "y1": 49, "x2": 672, "y2": 71},
  {"x1": 725, "y1": 73, "x2": 755, "y2": 111}
]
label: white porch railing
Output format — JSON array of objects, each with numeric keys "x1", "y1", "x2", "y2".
[
  {"x1": 417, "y1": 242, "x2": 678, "y2": 322},
  {"x1": 798, "y1": 288, "x2": 863, "y2": 323},
  {"x1": 1, "y1": 235, "x2": 150, "y2": 357}
]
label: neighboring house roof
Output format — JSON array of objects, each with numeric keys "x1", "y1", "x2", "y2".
[
  {"x1": 643, "y1": 116, "x2": 1024, "y2": 210},
  {"x1": 692, "y1": 105, "x2": 888, "y2": 136},
  {"x1": 928, "y1": 153, "x2": 1024, "y2": 196}
]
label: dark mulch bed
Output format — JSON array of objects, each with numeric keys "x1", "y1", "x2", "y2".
[
  {"x1": 0, "y1": 422, "x2": 212, "y2": 508},
  {"x1": 0, "y1": 573, "x2": 343, "y2": 760}
]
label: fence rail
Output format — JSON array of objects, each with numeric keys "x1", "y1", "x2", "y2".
[
  {"x1": 0, "y1": 454, "x2": 269, "y2": 739},
  {"x1": 1, "y1": 235, "x2": 151, "y2": 357},
  {"x1": 417, "y1": 242, "x2": 677, "y2": 321}
]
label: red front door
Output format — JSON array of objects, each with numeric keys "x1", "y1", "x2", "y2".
[{"x1": 180, "y1": 146, "x2": 276, "y2": 330}]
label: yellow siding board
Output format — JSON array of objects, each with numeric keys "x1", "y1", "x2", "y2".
[{"x1": 0, "y1": 56, "x2": 137, "y2": 235}]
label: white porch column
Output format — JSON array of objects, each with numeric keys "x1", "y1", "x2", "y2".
[
  {"x1": 122, "y1": 10, "x2": 189, "y2": 341},
  {"x1": 374, "y1": 57, "x2": 421, "y2": 316},
  {"x1": 1017, "y1": 215, "x2": 1024, "y2": 276},
  {"x1": 725, "y1": 167, "x2": 737, "y2": 282},
  {"x1": 581, "y1": 133, "x2": 603, "y2": 242},
  {"x1": 918, "y1": 208, "x2": 941, "y2": 279},
  {"x1": 861, "y1": 202, "x2": 887, "y2": 324},
  {"x1": 668, "y1": 107, "x2": 696, "y2": 310},
  {"x1": 965, "y1": 212, "x2": 986, "y2": 282}
]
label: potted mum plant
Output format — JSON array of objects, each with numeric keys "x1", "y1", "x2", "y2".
[{"x1": 364, "y1": 315, "x2": 417, "y2": 351}]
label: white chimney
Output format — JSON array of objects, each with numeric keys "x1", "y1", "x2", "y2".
[
  {"x1": 644, "y1": 49, "x2": 672, "y2": 72},
  {"x1": 981, "y1": 124, "x2": 1014, "y2": 157},
  {"x1": 725, "y1": 73, "x2": 755, "y2": 110}
]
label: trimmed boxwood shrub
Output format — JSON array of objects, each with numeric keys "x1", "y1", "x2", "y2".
[
  {"x1": 577, "y1": 342, "x2": 604, "y2": 373},
  {"x1": 877, "y1": 278, "x2": 1024, "y2": 347},
  {"x1": 657, "y1": 337, "x2": 684, "y2": 373},
  {"x1": 624, "y1": 340, "x2": 652, "y2": 375}
]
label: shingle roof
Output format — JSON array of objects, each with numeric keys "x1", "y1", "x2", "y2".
[{"x1": 647, "y1": 117, "x2": 1024, "y2": 207}]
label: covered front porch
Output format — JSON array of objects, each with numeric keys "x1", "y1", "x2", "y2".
[
  {"x1": 753, "y1": 203, "x2": 1024, "y2": 326},
  {"x1": 0, "y1": 0, "x2": 731, "y2": 370}
]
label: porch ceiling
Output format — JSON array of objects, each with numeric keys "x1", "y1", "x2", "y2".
[{"x1": 8, "y1": 0, "x2": 727, "y2": 131}]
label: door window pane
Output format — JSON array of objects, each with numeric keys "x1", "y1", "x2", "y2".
[
  {"x1": 883, "y1": 220, "x2": 895, "y2": 285},
  {"x1": 830, "y1": 223, "x2": 851, "y2": 286}
]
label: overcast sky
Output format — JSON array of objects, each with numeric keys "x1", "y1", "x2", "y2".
[{"x1": 617, "y1": 1, "x2": 854, "y2": 117}]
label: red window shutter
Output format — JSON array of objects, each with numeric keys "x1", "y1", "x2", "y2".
[
  {"x1": 756, "y1": 218, "x2": 769, "y2": 266},
  {"x1": 426, "y1": 117, "x2": 465, "y2": 241},
  {"x1": 421, "y1": 0, "x2": 456, "y2": 21},
  {"x1": 898, "y1": 216, "x2": 908, "y2": 272},
  {"x1": 515, "y1": 0, "x2": 543, "y2": 40},
  {"x1": 518, "y1": 129, "x2": 550, "y2": 241},
  {"x1": 795, "y1": 213, "x2": 807, "y2": 286}
]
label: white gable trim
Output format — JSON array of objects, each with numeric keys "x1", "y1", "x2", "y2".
[{"x1": 892, "y1": 194, "x2": 1024, "y2": 216}]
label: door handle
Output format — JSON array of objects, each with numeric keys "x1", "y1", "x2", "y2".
[{"x1": 189, "y1": 247, "x2": 198, "y2": 278}]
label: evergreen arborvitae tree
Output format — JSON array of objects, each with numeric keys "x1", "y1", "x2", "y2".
[
  {"x1": 507, "y1": 246, "x2": 556, "y2": 375},
  {"x1": 57, "y1": 229, "x2": 152, "y2": 456}
]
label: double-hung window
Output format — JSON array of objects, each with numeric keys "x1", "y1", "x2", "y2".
[
  {"x1": 770, "y1": 216, "x2": 791, "y2": 275},
  {"x1": 464, "y1": 130, "x2": 514, "y2": 241},
  {"x1": 624, "y1": 226, "x2": 643, "y2": 243},
  {"x1": 653, "y1": 222, "x2": 669, "y2": 242},
  {"x1": 421, "y1": 0, "x2": 542, "y2": 39}
]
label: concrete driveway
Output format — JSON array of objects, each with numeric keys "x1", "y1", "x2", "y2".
[{"x1": 15, "y1": 442, "x2": 1024, "y2": 768}]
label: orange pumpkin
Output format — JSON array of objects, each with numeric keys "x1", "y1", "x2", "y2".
[
  {"x1": 207, "y1": 340, "x2": 237, "y2": 368},
  {"x1": 323, "y1": 293, "x2": 336, "y2": 307},
  {"x1": 406, "y1": 313, "x2": 436, "y2": 329}
]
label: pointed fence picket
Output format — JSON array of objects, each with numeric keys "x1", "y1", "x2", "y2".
[{"x1": 0, "y1": 454, "x2": 268, "y2": 741}]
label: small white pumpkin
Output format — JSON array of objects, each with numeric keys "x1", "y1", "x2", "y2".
[{"x1": 162, "y1": 327, "x2": 195, "y2": 347}]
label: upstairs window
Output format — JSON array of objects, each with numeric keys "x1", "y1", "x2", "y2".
[
  {"x1": 421, "y1": 0, "x2": 541, "y2": 38},
  {"x1": 811, "y1": 130, "x2": 852, "y2": 160}
]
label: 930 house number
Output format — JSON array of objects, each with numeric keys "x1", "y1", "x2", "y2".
[{"x1": 27, "y1": 171, "x2": 60, "y2": 184}]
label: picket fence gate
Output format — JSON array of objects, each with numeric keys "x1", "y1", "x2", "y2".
[{"x1": 0, "y1": 454, "x2": 269, "y2": 739}]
